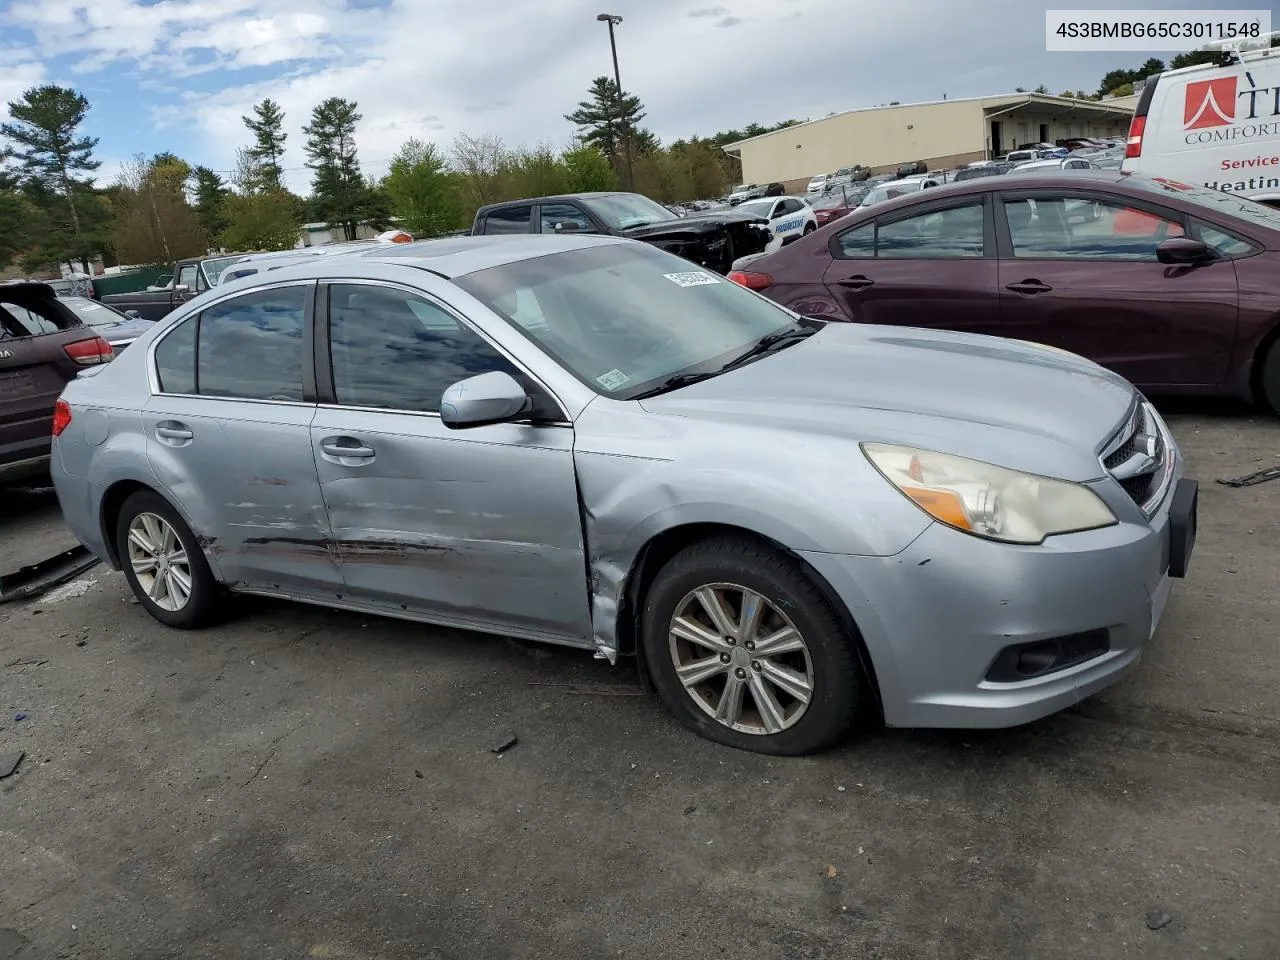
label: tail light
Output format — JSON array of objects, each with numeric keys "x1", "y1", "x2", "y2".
[
  {"x1": 52, "y1": 398, "x2": 72, "y2": 437},
  {"x1": 64, "y1": 336, "x2": 113, "y2": 365},
  {"x1": 727, "y1": 271, "x2": 773, "y2": 291},
  {"x1": 1124, "y1": 114, "x2": 1146, "y2": 159}
]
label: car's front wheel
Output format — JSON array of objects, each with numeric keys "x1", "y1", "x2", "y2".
[
  {"x1": 115, "y1": 490, "x2": 222, "y2": 628},
  {"x1": 641, "y1": 537, "x2": 867, "y2": 755},
  {"x1": 1260, "y1": 338, "x2": 1280, "y2": 415},
  {"x1": 803, "y1": 222, "x2": 816, "y2": 234}
]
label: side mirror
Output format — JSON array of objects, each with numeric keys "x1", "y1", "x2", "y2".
[
  {"x1": 440, "y1": 371, "x2": 532, "y2": 429},
  {"x1": 1156, "y1": 237, "x2": 1212, "y2": 265},
  {"x1": 125, "y1": 309, "x2": 141, "y2": 319},
  {"x1": 554, "y1": 221, "x2": 584, "y2": 233},
  {"x1": 173, "y1": 284, "x2": 190, "y2": 293}
]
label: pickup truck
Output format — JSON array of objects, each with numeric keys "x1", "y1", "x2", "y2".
[
  {"x1": 100, "y1": 253, "x2": 247, "y2": 321},
  {"x1": 470, "y1": 192, "x2": 772, "y2": 275}
]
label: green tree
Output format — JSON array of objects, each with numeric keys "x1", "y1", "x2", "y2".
[
  {"x1": 192, "y1": 165, "x2": 230, "y2": 237},
  {"x1": 110, "y1": 154, "x2": 206, "y2": 266},
  {"x1": 384, "y1": 141, "x2": 457, "y2": 234},
  {"x1": 242, "y1": 98, "x2": 287, "y2": 192},
  {"x1": 1138, "y1": 57, "x2": 1165, "y2": 78},
  {"x1": 303, "y1": 97, "x2": 383, "y2": 241},
  {"x1": 1, "y1": 84, "x2": 102, "y2": 270},
  {"x1": 1108, "y1": 82, "x2": 1135, "y2": 98},
  {"x1": 451, "y1": 133, "x2": 507, "y2": 210},
  {"x1": 564, "y1": 76, "x2": 646, "y2": 184},
  {"x1": 673, "y1": 139, "x2": 727, "y2": 199},
  {"x1": 220, "y1": 191, "x2": 299, "y2": 251},
  {"x1": 562, "y1": 143, "x2": 617, "y2": 192},
  {"x1": 498, "y1": 144, "x2": 571, "y2": 199},
  {"x1": 0, "y1": 156, "x2": 34, "y2": 270},
  {"x1": 1170, "y1": 49, "x2": 1221, "y2": 70}
]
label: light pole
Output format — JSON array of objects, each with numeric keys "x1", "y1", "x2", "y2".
[{"x1": 596, "y1": 13, "x2": 633, "y2": 191}]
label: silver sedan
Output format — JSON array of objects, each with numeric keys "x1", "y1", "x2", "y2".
[{"x1": 50, "y1": 235, "x2": 1198, "y2": 754}]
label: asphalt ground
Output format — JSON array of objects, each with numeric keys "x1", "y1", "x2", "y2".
[{"x1": 1, "y1": 400, "x2": 1278, "y2": 960}]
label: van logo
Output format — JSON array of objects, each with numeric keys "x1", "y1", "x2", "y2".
[{"x1": 1183, "y1": 77, "x2": 1237, "y2": 130}]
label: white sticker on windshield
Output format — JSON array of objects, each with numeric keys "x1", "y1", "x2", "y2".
[
  {"x1": 596, "y1": 369, "x2": 631, "y2": 390},
  {"x1": 663, "y1": 271, "x2": 720, "y2": 287}
]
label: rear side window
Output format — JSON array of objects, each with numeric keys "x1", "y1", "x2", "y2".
[
  {"x1": 482, "y1": 205, "x2": 534, "y2": 235},
  {"x1": 155, "y1": 318, "x2": 197, "y2": 394},
  {"x1": 197, "y1": 286, "x2": 307, "y2": 401}
]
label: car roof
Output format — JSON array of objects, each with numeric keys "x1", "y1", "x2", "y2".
[
  {"x1": 211, "y1": 234, "x2": 629, "y2": 290},
  {"x1": 475, "y1": 191, "x2": 638, "y2": 212},
  {"x1": 848, "y1": 169, "x2": 1131, "y2": 215}
]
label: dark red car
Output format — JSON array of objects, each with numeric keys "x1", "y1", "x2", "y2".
[
  {"x1": 731, "y1": 171, "x2": 1280, "y2": 413},
  {"x1": 1, "y1": 282, "x2": 113, "y2": 485},
  {"x1": 809, "y1": 190, "x2": 866, "y2": 227}
]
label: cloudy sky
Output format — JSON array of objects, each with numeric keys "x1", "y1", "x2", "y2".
[{"x1": 0, "y1": 0, "x2": 1260, "y2": 193}]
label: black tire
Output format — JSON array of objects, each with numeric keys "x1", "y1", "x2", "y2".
[
  {"x1": 803, "y1": 222, "x2": 816, "y2": 234},
  {"x1": 115, "y1": 489, "x2": 222, "y2": 629},
  {"x1": 641, "y1": 536, "x2": 867, "y2": 755},
  {"x1": 1261, "y1": 339, "x2": 1280, "y2": 416}
]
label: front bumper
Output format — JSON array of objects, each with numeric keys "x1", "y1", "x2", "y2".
[{"x1": 802, "y1": 473, "x2": 1194, "y2": 730}]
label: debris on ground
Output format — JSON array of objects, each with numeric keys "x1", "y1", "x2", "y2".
[
  {"x1": 825, "y1": 865, "x2": 839, "y2": 879},
  {"x1": 524, "y1": 682, "x2": 644, "y2": 697},
  {"x1": 1145, "y1": 909, "x2": 1172, "y2": 931},
  {"x1": 683, "y1": 805, "x2": 697, "y2": 816},
  {"x1": 40, "y1": 578, "x2": 98, "y2": 604},
  {"x1": 0, "y1": 546, "x2": 99, "y2": 605},
  {"x1": 0, "y1": 752, "x2": 25, "y2": 778},
  {"x1": 491, "y1": 735, "x2": 518, "y2": 755},
  {"x1": 414, "y1": 769, "x2": 424, "y2": 779},
  {"x1": 1218, "y1": 466, "x2": 1280, "y2": 487},
  {"x1": 13, "y1": 713, "x2": 26, "y2": 722}
]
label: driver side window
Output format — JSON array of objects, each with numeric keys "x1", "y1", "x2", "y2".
[
  {"x1": 327, "y1": 284, "x2": 520, "y2": 413},
  {"x1": 177, "y1": 264, "x2": 198, "y2": 289}
]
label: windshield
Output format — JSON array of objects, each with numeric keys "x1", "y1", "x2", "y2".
[
  {"x1": 1125, "y1": 174, "x2": 1280, "y2": 231},
  {"x1": 737, "y1": 199, "x2": 775, "y2": 217},
  {"x1": 58, "y1": 296, "x2": 129, "y2": 327},
  {"x1": 202, "y1": 257, "x2": 241, "y2": 287},
  {"x1": 455, "y1": 243, "x2": 805, "y2": 399},
  {"x1": 585, "y1": 194, "x2": 679, "y2": 230}
]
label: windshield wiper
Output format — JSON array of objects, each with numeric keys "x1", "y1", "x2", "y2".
[
  {"x1": 629, "y1": 371, "x2": 724, "y2": 399},
  {"x1": 720, "y1": 327, "x2": 816, "y2": 371}
]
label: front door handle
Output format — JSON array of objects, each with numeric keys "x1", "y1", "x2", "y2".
[
  {"x1": 1005, "y1": 279, "x2": 1052, "y2": 295},
  {"x1": 836, "y1": 275, "x2": 875, "y2": 290},
  {"x1": 320, "y1": 437, "x2": 375, "y2": 459}
]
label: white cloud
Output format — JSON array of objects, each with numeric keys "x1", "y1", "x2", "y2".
[{"x1": 0, "y1": 55, "x2": 47, "y2": 119}]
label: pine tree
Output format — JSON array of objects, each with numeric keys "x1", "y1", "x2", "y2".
[
  {"x1": 192, "y1": 165, "x2": 230, "y2": 238},
  {"x1": 564, "y1": 77, "x2": 645, "y2": 184},
  {"x1": 242, "y1": 98, "x2": 287, "y2": 192},
  {"x1": 303, "y1": 97, "x2": 382, "y2": 241},
  {"x1": 1, "y1": 85, "x2": 102, "y2": 270}
]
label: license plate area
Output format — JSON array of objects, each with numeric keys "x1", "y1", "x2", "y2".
[{"x1": 0, "y1": 369, "x2": 37, "y2": 399}]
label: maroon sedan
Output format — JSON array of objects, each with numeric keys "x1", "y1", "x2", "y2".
[{"x1": 730, "y1": 171, "x2": 1280, "y2": 413}]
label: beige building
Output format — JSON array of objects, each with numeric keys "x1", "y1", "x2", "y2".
[{"x1": 724, "y1": 93, "x2": 1135, "y2": 192}]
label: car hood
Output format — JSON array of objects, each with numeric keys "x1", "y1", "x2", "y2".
[
  {"x1": 637, "y1": 323, "x2": 1137, "y2": 482},
  {"x1": 619, "y1": 210, "x2": 769, "y2": 238}
]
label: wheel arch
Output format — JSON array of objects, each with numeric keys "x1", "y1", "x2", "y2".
[
  {"x1": 1248, "y1": 312, "x2": 1280, "y2": 411},
  {"x1": 98, "y1": 479, "x2": 222, "y2": 579},
  {"x1": 614, "y1": 521, "x2": 884, "y2": 720}
]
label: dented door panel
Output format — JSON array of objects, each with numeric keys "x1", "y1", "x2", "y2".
[{"x1": 310, "y1": 407, "x2": 591, "y2": 644}]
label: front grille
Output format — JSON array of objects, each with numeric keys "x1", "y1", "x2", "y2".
[{"x1": 1101, "y1": 400, "x2": 1170, "y2": 514}]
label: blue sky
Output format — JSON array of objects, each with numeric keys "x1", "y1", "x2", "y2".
[{"x1": 2, "y1": 0, "x2": 1272, "y2": 194}]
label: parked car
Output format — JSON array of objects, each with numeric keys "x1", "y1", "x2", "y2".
[
  {"x1": 728, "y1": 184, "x2": 765, "y2": 205},
  {"x1": 895, "y1": 161, "x2": 928, "y2": 179},
  {"x1": 808, "y1": 188, "x2": 869, "y2": 226},
  {"x1": 726, "y1": 170, "x2": 1280, "y2": 412},
  {"x1": 827, "y1": 165, "x2": 868, "y2": 190},
  {"x1": 763, "y1": 182, "x2": 786, "y2": 197},
  {"x1": 50, "y1": 235, "x2": 1196, "y2": 754},
  {"x1": 1008, "y1": 157, "x2": 1101, "y2": 173},
  {"x1": 736, "y1": 195, "x2": 818, "y2": 249},
  {"x1": 469, "y1": 192, "x2": 772, "y2": 275},
  {"x1": 44, "y1": 273, "x2": 98, "y2": 300},
  {"x1": 806, "y1": 173, "x2": 830, "y2": 194},
  {"x1": 952, "y1": 163, "x2": 1013, "y2": 182},
  {"x1": 101, "y1": 254, "x2": 248, "y2": 321},
  {"x1": 1123, "y1": 44, "x2": 1279, "y2": 205},
  {"x1": 1057, "y1": 137, "x2": 1106, "y2": 150},
  {"x1": 1, "y1": 281, "x2": 113, "y2": 485},
  {"x1": 858, "y1": 176, "x2": 942, "y2": 207},
  {"x1": 56, "y1": 297, "x2": 155, "y2": 352}
]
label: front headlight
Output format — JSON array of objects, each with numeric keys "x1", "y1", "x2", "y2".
[{"x1": 862, "y1": 443, "x2": 1116, "y2": 545}]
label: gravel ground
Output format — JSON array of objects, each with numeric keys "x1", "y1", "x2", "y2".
[{"x1": 1, "y1": 402, "x2": 1278, "y2": 960}]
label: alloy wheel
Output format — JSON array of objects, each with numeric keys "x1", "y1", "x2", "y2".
[
  {"x1": 127, "y1": 512, "x2": 192, "y2": 612},
  {"x1": 668, "y1": 582, "x2": 815, "y2": 735}
]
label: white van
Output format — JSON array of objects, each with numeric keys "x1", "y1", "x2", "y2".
[{"x1": 1122, "y1": 43, "x2": 1280, "y2": 206}]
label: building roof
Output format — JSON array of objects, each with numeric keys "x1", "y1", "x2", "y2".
[{"x1": 722, "y1": 93, "x2": 1135, "y2": 154}]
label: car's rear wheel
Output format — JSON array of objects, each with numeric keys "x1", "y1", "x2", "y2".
[
  {"x1": 115, "y1": 490, "x2": 221, "y2": 628},
  {"x1": 1260, "y1": 339, "x2": 1280, "y2": 415},
  {"x1": 803, "y1": 222, "x2": 816, "y2": 234},
  {"x1": 641, "y1": 537, "x2": 866, "y2": 755}
]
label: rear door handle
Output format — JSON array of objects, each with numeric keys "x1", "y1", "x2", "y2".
[
  {"x1": 1005, "y1": 280, "x2": 1052, "y2": 294},
  {"x1": 155, "y1": 422, "x2": 193, "y2": 442},
  {"x1": 320, "y1": 437, "x2": 375, "y2": 459},
  {"x1": 836, "y1": 275, "x2": 875, "y2": 290}
]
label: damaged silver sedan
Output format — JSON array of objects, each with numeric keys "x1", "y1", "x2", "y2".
[{"x1": 51, "y1": 235, "x2": 1196, "y2": 755}]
